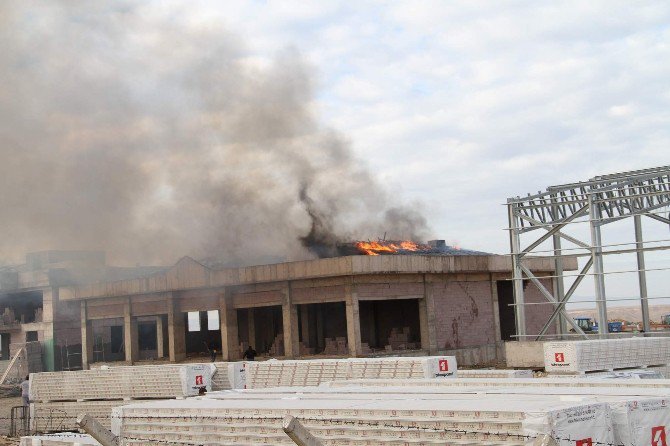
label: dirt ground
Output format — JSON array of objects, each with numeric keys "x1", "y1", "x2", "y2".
[{"x1": 0, "y1": 397, "x2": 23, "y2": 437}]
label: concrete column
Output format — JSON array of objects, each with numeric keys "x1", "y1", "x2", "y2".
[
  {"x1": 282, "y1": 283, "x2": 299, "y2": 358},
  {"x1": 316, "y1": 306, "x2": 325, "y2": 350},
  {"x1": 345, "y1": 280, "x2": 362, "y2": 357},
  {"x1": 167, "y1": 293, "x2": 186, "y2": 362},
  {"x1": 80, "y1": 301, "x2": 94, "y2": 370},
  {"x1": 123, "y1": 298, "x2": 138, "y2": 364},
  {"x1": 419, "y1": 275, "x2": 438, "y2": 354},
  {"x1": 300, "y1": 305, "x2": 309, "y2": 344},
  {"x1": 247, "y1": 309, "x2": 256, "y2": 348},
  {"x1": 155, "y1": 316, "x2": 164, "y2": 359},
  {"x1": 219, "y1": 290, "x2": 240, "y2": 360},
  {"x1": 490, "y1": 275, "x2": 504, "y2": 360}
]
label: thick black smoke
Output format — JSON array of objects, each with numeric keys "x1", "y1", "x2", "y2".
[{"x1": 0, "y1": 1, "x2": 431, "y2": 267}]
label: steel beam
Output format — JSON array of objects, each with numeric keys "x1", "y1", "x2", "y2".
[
  {"x1": 537, "y1": 258, "x2": 592, "y2": 338},
  {"x1": 519, "y1": 264, "x2": 585, "y2": 335},
  {"x1": 508, "y1": 203, "x2": 526, "y2": 338},
  {"x1": 634, "y1": 215, "x2": 650, "y2": 332},
  {"x1": 588, "y1": 194, "x2": 608, "y2": 338}
]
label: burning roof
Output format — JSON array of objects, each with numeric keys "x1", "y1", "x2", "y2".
[{"x1": 338, "y1": 239, "x2": 489, "y2": 257}]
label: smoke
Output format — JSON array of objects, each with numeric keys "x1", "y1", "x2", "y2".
[{"x1": 0, "y1": 1, "x2": 431, "y2": 267}]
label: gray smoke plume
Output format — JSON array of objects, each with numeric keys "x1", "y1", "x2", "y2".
[{"x1": 0, "y1": 1, "x2": 431, "y2": 267}]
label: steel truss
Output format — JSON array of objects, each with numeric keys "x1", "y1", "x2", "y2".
[{"x1": 507, "y1": 165, "x2": 670, "y2": 339}]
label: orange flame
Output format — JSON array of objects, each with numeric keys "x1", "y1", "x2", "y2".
[{"x1": 355, "y1": 240, "x2": 430, "y2": 256}]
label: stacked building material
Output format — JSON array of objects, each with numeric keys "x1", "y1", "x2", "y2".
[
  {"x1": 330, "y1": 377, "x2": 670, "y2": 391},
  {"x1": 243, "y1": 356, "x2": 457, "y2": 388},
  {"x1": 30, "y1": 363, "x2": 220, "y2": 431},
  {"x1": 322, "y1": 337, "x2": 348, "y2": 355},
  {"x1": 111, "y1": 394, "x2": 615, "y2": 445},
  {"x1": 19, "y1": 433, "x2": 101, "y2": 446},
  {"x1": 544, "y1": 337, "x2": 670, "y2": 374},
  {"x1": 457, "y1": 369, "x2": 533, "y2": 378}
]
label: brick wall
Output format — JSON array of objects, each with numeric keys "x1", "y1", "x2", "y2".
[
  {"x1": 356, "y1": 282, "x2": 423, "y2": 300},
  {"x1": 432, "y1": 280, "x2": 495, "y2": 350},
  {"x1": 524, "y1": 278, "x2": 557, "y2": 335}
]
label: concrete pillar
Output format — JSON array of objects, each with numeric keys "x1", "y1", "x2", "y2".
[
  {"x1": 300, "y1": 305, "x2": 309, "y2": 344},
  {"x1": 219, "y1": 290, "x2": 240, "y2": 360},
  {"x1": 490, "y1": 275, "x2": 504, "y2": 360},
  {"x1": 167, "y1": 293, "x2": 186, "y2": 362},
  {"x1": 316, "y1": 306, "x2": 325, "y2": 350},
  {"x1": 80, "y1": 301, "x2": 94, "y2": 370},
  {"x1": 155, "y1": 316, "x2": 164, "y2": 359},
  {"x1": 247, "y1": 309, "x2": 256, "y2": 348},
  {"x1": 123, "y1": 298, "x2": 138, "y2": 364},
  {"x1": 345, "y1": 281, "x2": 362, "y2": 357},
  {"x1": 282, "y1": 283, "x2": 299, "y2": 358},
  {"x1": 419, "y1": 276, "x2": 438, "y2": 354}
]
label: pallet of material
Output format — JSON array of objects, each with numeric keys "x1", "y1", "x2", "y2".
[
  {"x1": 208, "y1": 387, "x2": 670, "y2": 446},
  {"x1": 111, "y1": 395, "x2": 614, "y2": 445},
  {"x1": 544, "y1": 337, "x2": 670, "y2": 373},
  {"x1": 457, "y1": 369, "x2": 533, "y2": 378},
  {"x1": 30, "y1": 362, "x2": 227, "y2": 402},
  {"x1": 19, "y1": 433, "x2": 101, "y2": 446},
  {"x1": 244, "y1": 356, "x2": 457, "y2": 389},
  {"x1": 31, "y1": 400, "x2": 122, "y2": 431},
  {"x1": 328, "y1": 377, "x2": 670, "y2": 391}
]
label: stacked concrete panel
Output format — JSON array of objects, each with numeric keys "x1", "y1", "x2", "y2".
[
  {"x1": 111, "y1": 394, "x2": 615, "y2": 445},
  {"x1": 31, "y1": 400, "x2": 121, "y2": 431},
  {"x1": 457, "y1": 369, "x2": 533, "y2": 378},
  {"x1": 328, "y1": 377, "x2": 670, "y2": 392},
  {"x1": 544, "y1": 337, "x2": 670, "y2": 374},
  {"x1": 20, "y1": 433, "x2": 101, "y2": 446},
  {"x1": 244, "y1": 356, "x2": 457, "y2": 389}
]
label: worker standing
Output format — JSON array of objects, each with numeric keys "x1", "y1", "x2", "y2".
[
  {"x1": 21, "y1": 375, "x2": 30, "y2": 406},
  {"x1": 243, "y1": 346, "x2": 257, "y2": 361}
]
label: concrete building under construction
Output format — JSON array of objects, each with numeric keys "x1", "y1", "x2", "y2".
[{"x1": 0, "y1": 247, "x2": 572, "y2": 371}]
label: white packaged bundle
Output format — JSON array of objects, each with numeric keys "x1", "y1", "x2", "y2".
[
  {"x1": 522, "y1": 403, "x2": 614, "y2": 446},
  {"x1": 179, "y1": 363, "x2": 215, "y2": 396},
  {"x1": 610, "y1": 398, "x2": 670, "y2": 446}
]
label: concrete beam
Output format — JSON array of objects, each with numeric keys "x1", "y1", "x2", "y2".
[
  {"x1": 123, "y1": 298, "x2": 138, "y2": 364},
  {"x1": 156, "y1": 316, "x2": 164, "y2": 359},
  {"x1": 80, "y1": 301, "x2": 94, "y2": 370},
  {"x1": 220, "y1": 290, "x2": 240, "y2": 360},
  {"x1": 282, "y1": 283, "x2": 299, "y2": 359},
  {"x1": 344, "y1": 281, "x2": 362, "y2": 357},
  {"x1": 419, "y1": 276, "x2": 438, "y2": 354}
]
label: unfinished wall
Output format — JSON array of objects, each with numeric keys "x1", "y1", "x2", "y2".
[
  {"x1": 524, "y1": 278, "x2": 557, "y2": 336},
  {"x1": 432, "y1": 278, "x2": 495, "y2": 351}
]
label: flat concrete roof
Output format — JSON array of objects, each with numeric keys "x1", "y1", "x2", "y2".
[{"x1": 62, "y1": 254, "x2": 575, "y2": 301}]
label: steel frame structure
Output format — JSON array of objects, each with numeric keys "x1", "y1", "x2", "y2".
[{"x1": 507, "y1": 165, "x2": 670, "y2": 339}]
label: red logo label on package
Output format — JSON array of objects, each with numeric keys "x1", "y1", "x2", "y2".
[
  {"x1": 652, "y1": 426, "x2": 667, "y2": 446},
  {"x1": 195, "y1": 375, "x2": 203, "y2": 386},
  {"x1": 438, "y1": 359, "x2": 449, "y2": 371},
  {"x1": 554, "y1": 352, "x2": 565, "y2": 363},
  {"x1": 576, "y1": 438, "x2": 592, "y2": 446}
]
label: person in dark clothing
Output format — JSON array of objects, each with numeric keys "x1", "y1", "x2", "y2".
[
  {"x1": 243, "y1": 346, "x2": 257, "y2": 361},
  {"x1": 208, "y1": 341, "x2": 218, "y2": 362}
]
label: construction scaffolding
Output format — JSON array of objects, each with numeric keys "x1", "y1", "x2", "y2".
[{"x1": 507, "y1": 165, "x2": 670, "y2": 339}]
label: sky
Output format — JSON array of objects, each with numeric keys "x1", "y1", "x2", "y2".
[
  {"x1": 193, "y1": 1, "x2": 670, "y2": 308},
  {"x1": 2, "y1": 1, "x2": 669, "y2": 310}
]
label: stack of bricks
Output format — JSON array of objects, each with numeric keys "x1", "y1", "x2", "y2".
[
  {"x1": 323, "y1": 337, "x2": 348, "y2": 355},
  {"x1": 268, "y1": 334, "x2": 284, "y2": 356},
  {"x1": 386, "y1": 326, "x2": 418, "y2": 351}
]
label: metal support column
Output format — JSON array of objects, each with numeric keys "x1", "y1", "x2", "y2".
[
  {"x1": 551, "y1": 195, "x2": 566, "y2": 338},
  {"x1": 634, "y1": 214, "x2": 650, "y2": 333},
  {"x1": 508, "y1": 202, "x2": 526, "y2": 339},
  {"x1": 588, "y1": 194, "x2": 608, "y2": 338}
]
